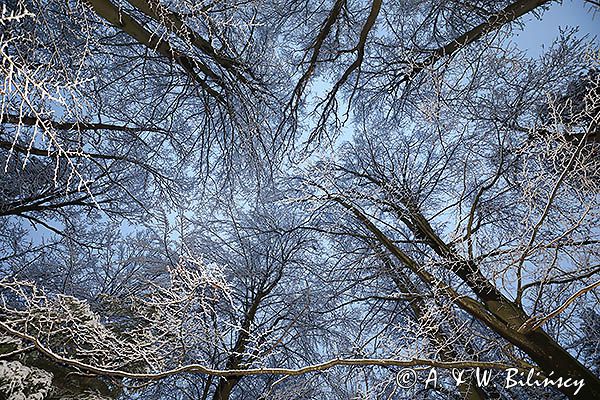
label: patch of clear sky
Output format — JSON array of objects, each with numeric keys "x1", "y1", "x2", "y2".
[
  {"x1": 19, "y1": 1, "x2": 600, "y2": 244},
  {"x1": 512, "y1": 0, "x2": 598, "y2": 56}
]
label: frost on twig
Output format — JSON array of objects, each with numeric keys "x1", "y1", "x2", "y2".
[
  {"x1": 0, "y1": 360, "x2": 52, "y2": 400},
  {"x1": 0, "y1": 256, "x2": 231, "y2": 378},
  {"x1": 1, "y1": 0, "x2": 96, "y2": 196}
]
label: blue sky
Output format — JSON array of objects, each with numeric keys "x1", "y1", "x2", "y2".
[
  {"x1": 15, "y1": 1, "x2": 600, "y2": 244},
  {"x1": 514, "y1": 0, "x2": 599, "y2": 55}
]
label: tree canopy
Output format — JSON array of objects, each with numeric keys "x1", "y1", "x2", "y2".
[{"x1": 1, "y1": 0, "x2": 599, "y2": 399}]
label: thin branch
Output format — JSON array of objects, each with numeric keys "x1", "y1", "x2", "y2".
[
  {"x1": 0, "y1": 320, "x2": 512, "y2": 380},
  {"x1": 518, "y1": 280, "x2": 600, "y2": 333},
  {"x1": 1, "y1": 113, "x2": 147, "y2": 133},
  {"x1": 401, "y1": 0, "x2": 553, "y2": 82}
]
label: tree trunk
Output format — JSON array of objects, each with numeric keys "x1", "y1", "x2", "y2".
[
  {"x1": 211, "y1": 377, "x2": 239, "y2": 400},
  {"x1": 347, "y1": 198, "x2": 600, "y2": 399},
  {"x1": 505, "y1": 327, "x2": 600, "y2": 399}
]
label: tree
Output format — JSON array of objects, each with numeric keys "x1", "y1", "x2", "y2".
[{"x1": 1, "y1": 0, "x2": 599, "y2": 399}]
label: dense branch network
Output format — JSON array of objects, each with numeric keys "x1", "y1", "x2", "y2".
[{"x1": 1, "y1": 0, "x2": 599, "y2": 399}]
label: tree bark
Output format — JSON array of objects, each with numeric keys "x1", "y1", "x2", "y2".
[{"x1": 339, "y1": 196, "x2": 600, "y2": 399}]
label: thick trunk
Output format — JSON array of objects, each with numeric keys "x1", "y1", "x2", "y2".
[
  {"x1": 211, "y1": 378, "x2": 239, "y2": 400},
  {"x1": 457, "y1": 289, "x2": 600, "y2": 399},
  {"x1": 445, "y1": 265, "x2": 600, "y2": 399},
  {"x1": 507, "y1": 328, "x2": 600, "y2": 399},
  {"x1": 475, "y1": 290, "x2": 600, "y2": 399},
  {"x1": 403, "y1": 208, "x2": 600, "y2": 399},
  {"x1": 210, "y1": 290, "x2": 267, "y2": 400},
  {"x1": 338, "y1": 196, "x2": 599, "y2": 399}
]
